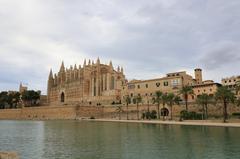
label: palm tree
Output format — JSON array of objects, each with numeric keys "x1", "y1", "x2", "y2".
[
  {"x1": 179, "y1": 86, "x2": 194, "y2": 111},
  {"x1": 152, "y1": 91, "x2": 163, "y2": 119},
  {"x1": 116, "y1": 106, "x2": 123, "y2": 120},
  {"x1": 162, "y1": 93, "x2": 169, "y2": 120},
  {"x1": 165, "y1": 93, "x2": 181, "y2": 120},
  {"x1": 236, "y1": 97, "x2": 240, "y2": 106},
  {"x1": 215, "y1": 86, "x2": 235, "y2": 123},
  {"x1": 133, "y1": 95, "x2": 142, "y2": 120},
  {"x1": 196, "y1": 93, "x2": 214, "y2": 120},
  {"x1": 124, "y1": 95, "x2": 131, "y2": 120},
  {"x1": 235, "y1": 81, "x2": 240, "y2": 96}
]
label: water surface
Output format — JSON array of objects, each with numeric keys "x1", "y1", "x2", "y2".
[{"x1": 0, "y1": 120, "x2": 239, "y2": 159}]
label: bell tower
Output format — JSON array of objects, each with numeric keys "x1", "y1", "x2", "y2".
[{"x1": 194, "y1": 68, "x2": 203, "y2": 84}]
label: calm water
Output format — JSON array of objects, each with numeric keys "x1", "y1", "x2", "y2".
[{"x1": 0, "y1": 120, "x2": 240, "y2": 159}]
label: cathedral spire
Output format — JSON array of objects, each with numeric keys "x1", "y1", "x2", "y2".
[
  {"x1": 88, "y1": 59, "x2": 91, "y2": 65},
  {"x1": 60, "y1": 61, "x2": 65, "y2": 72},
  {"x1": 97, "y1": 57, "x2": 100, "y2": 64},
  {"x1": 109, "y1": 60, "x2": 113, "y2": 68},
  {"x1": 83, "y1": 59, "x2": 86, "y2": 67},
  {"x1": 121, "y1": 67, "x2": 124, "y2": 73},
  {"x1": 49, "y1": 69, "x2": 53, "y2": 79},
  {"x1": 117, "y1": 66, "x2": 120, "y2": 72},
  {"x1": 74, "y1": 64, "x2": 77, "y2": 70}
]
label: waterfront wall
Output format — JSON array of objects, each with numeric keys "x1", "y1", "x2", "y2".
[
  {"x1": 0, "y1": 104, "x2": 239, "y2": 120},
  {"x1": 0, "y1": 106, "x2": 104, "y2": 120}
]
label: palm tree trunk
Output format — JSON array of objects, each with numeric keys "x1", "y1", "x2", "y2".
[
  {"x1": 205, "y1": 104, "x2": 208, "y2": 119},
  {"x1": 137, "y1": 103, "x2": 139, "y2": 120},
  {"x1": 202, "y1": 104, "x2": 205, "y2": 120},
  {"x1": 185, "y1": 98, "x2": 188, "y2": 111},
  {"x1": 170, "y1": 104, "x2": 173, "y2": 120},
  {"x1": 157, "y1": 103, "x2": 160, "y2": 119},
  {"x1": 223, "y1": 100, "x2": 228, "y2": 123},
  {"x1": 185, "y1": 95, "x2": 188, "y2": 111},
  {"x1": 147, "y1": 101, "x2": 150, "y2": 113},
  {"x1": 162, "y1": 104, "x2": 165, "y2": 121},
  {"x1": 127, "y1": 103, "x2": 129, "y2": 120}
]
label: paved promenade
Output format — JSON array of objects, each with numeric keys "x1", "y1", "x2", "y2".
[{"x1": 84, "y1": 119, "x2": 240, "y2": 128}]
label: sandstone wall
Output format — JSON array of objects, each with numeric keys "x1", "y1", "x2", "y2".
[{"x1": 0, "y1": 104, "x2": 239, "y2": 120}]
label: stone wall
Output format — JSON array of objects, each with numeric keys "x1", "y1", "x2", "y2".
[{"x1": 0, "y1": 104, "x2": 239, "y2": 120}]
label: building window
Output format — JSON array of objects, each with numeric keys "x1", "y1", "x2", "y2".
[
  {"x1": 210, "y1": 89, "x2": 212, "y2": 92},
  {"x1": 198, "y1": 90, "x2": 200, "y2": 93},
  {"x1": 145, "y1": 93, "x2": 148, "y2": 96},
  {"x1": 156, "y1": 82, "x2": 160, "y2": 87},
  {"x1": 146, "y1": 84, "x2": 148, "y2": 88},
  {"x1": 131, "y1": 93, "x2": 133, "y2": 97},
  {"x1": 164, "y1": 81, "x2": 168, "y2": 86},
  {"x1": 137, "y1": 85, "x2": 140, "y2": 89},
  {"x1": 172, "y1": 79, "x2": 179, "y2": 86},
  {"x1": 128, "y1": 84, "x2": 135, "y2": 89},
  {"x1": 204, "y1": 89, "x2": 206, "y2": 92}
]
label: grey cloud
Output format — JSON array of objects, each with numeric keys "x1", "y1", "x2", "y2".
[
  {"x1": 200, "y1": 42, "x2": 240, "y2": 70},
  {"x1": 0, "y1": 0, "x2": 240, "y2": 93}
]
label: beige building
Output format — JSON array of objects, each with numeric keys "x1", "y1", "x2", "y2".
[
  {"x1": 222, "y1": 76, "x2": 240, "y2": 96},
  {"x1": 123, "y1": 69, "x2": 203, "y2": 104},
  {"x1": 47, "y1": 58, "x2": 126, "y2": 105},
  {"x1": 123, "y1": 68, "x2": 221, "y2": 103},
  {"x1": 19, "y1": 83, "x2": 28, "y2": 94},
  {"x1": 192, "y1": 81, "x2": 221, "y2": 100}
]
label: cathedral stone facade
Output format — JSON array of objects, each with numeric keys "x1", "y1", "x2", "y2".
[{"x1": 47, "y1": 58, "x2": 126, "y2": 105}]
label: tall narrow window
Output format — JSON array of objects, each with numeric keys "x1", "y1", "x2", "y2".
[{"x1": 111, "y1": 76, "x2": 115, "y2": 90}]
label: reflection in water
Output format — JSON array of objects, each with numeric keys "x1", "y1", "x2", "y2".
[{"x1": 0, "y1": 120, "x2": 240, "y2": 159}]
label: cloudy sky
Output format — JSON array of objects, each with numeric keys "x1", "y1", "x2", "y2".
[{"x1": 0, "y1": 0, "x2": 240, "y2": 94}]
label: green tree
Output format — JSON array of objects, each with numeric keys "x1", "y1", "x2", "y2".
[
  {"x1": 235, "y1": 81, "x2": 240, "y2": 96},
  {"x1": 0, "y1": 91, "x2": 8, "y2": 109},
  {"x1": 215, "y1": 86, "x2": 235, "y2": 123},
  {"x1": 161, "y1": 93, "x2": 169, "y2": 120},
  {"x1": 22, "y1": 90, "x2": 41, "y2": 106},
  {"x1": 7, "y1": 92, "x2": 20, "y2": 108},
  {"x1": 124, "y1": 95, "x2": 131, "y2": 120},
  {"x1": 196, "y1": 93, "x2": 214, "y2": 120},
  {"x1": 152, "y1": 91, "x2": 163, "y2": 119},
  {"x1": 165, "y1": 93, "x2": 181, "y2": 120},
  {"x1": 133, "y1": 95, "x2": 142, "y2": 120},
  {"x1": 179, "y1": 86, "x2": 194, "y2": 111}
]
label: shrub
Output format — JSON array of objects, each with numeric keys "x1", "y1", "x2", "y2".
[
  {"x1": 150, "y1": 110, "x2": 157, "y2": 119},
  {"x1": 142, "y1": 110, "x2": 157, "y2": 120},
  {"x1": 232, "y1": 112, "x2": 240, "y2": 116},
  {"x1": 180, "y1": 110, "x2": 202, "y2": 120}
]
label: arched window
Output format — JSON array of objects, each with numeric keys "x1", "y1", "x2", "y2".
[{"x1": 61, "y1": 92, "x2": 65, "y2": 103}]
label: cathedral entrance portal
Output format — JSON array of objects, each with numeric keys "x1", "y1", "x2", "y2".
[{"x1": 61, "y1": 92, "x2": 65, "y2": 103}]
